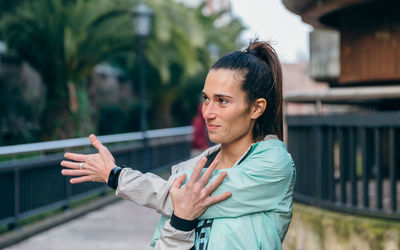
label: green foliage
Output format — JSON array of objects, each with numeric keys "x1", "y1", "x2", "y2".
[
  {"x1": 0, "y1": 0, "x2": 245, "y2": 142},
  {"x1": 1, "y1": 0, "x2": 137, "y2": 139},
  {"x1": 0, "y1": 59, "x2": 43, "y2": 145}
]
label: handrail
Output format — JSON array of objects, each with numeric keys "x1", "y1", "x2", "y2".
[
  {"x1": 0, "y1": 126, "x2": 193, "y2": 232},
  {"x1": 287, "y1": 111, "x2": 400, "y2": 220},
  {"x1": 284, "y1": 85, "x2": 400, "y2": 104},
  {"x1": 0, "y1": 126, "x2": 193, "y2": 156}
]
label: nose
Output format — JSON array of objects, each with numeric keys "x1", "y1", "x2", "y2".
[{"x1": 202, "y1": 102, "x2": 216, "y2": 120}]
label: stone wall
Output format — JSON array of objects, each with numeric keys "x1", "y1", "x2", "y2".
[{"x1": 283, "y1": 203, "x2": 400, "y2": 250}]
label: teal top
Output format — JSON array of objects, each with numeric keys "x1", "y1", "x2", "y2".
[{"x1": 152, "y1": 139, "x2": 296, "y2": 249}]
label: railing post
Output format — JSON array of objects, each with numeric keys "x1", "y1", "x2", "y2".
[
  {"x1": 9, "y1": 166, "x2": 20, "y2": 230},
  {"x1": 389, "y1": 127, "x2": 397, "y2": 212},
  {"x1": 327, "y1": 127, "x2": 335, "y2": 202},
  {"x1": 374, "y1": 128, "x2": 383, "y2": 210},
  {"x1": 63, "y1": 177, "x2": 71, "y2": 211},
  {"x1": 350, "y1": 127, "x2": 357, "y2": 206},
  {"x1": 339, "y1": 127, "x2": 347, "y2": 204},
  {"x1": 314, "y1": 125, "x2": 323, "y2": 202},
  {"x1": 361, "y1": 127, "x2": 369, "y2": 208}
]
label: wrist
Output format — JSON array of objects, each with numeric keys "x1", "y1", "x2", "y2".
[
  {"x1": 170, "y1": 212, "x2": 197, "y2": 231},
  {"x1": 173, "y1": 210, "x2": 195, "y2": 221},
  {"x1": 107, "y1": 166, "x2": 123, "y2": 189}
]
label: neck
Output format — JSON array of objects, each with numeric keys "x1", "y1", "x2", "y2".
[{"x1": 218, "y1": 135, "x2": 254, "y2": 169}]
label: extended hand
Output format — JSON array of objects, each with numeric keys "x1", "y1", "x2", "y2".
[
  {"x1": 169, "y1": 157, "x2": 231, "y2": 220},
  {"x1": 61, "y1": 134, "x2": 115, "y2": 184}
]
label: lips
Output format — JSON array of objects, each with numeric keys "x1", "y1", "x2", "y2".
[{"x1": 207, "y1": 124, "x2": 220, "y2": 130}]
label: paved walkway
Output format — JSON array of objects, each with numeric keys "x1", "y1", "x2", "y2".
[{"x1": 5, "y1": 200, "x2": 161, "y2": 250}]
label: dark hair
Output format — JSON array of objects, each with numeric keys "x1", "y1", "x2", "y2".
[{"x1": 210, "y1": 39, "x2": 283, "y2": 141}]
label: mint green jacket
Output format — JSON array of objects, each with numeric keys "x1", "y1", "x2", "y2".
[{"x1": 149, "y1": 138, "x2": 296, "y2": 249}]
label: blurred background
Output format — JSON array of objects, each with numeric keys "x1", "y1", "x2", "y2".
[
  {"x1": 0, "y1": 0, "x2": 312, "y2": 146},
  {"x1": 1, "y1": 0, "x2": 400, "y2": 249}
]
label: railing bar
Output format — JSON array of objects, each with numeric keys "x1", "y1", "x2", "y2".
[
  {"x1": 327, "y1": 127, "x2": 335, "y2": 201},
  {"x1": 0, "y1": 129, "x2": 192, "y2": 230},
  {"x1": 300, "y1": 128, "x2": 305, "y2": 195},
  {"x1": 12, "y1": 166, "x2": 20, "y2": 229},
  {"x1": 389, "y1": 127, "x2": 397, "y2": 212},
  {"x1": 350, "y1": 127, "x2": 357, "y2": 206},
  {"x1": 361, "y1": 127, "x2": 369, "y2": 208},
  {"x1": 308, "y1": 127, "x2": 315, "y2": 197},
  {"x1": 375, "y1": 128, "x2": 383, "y2": 210},
  {"x1": 304, "y1": 127, "x2": 309, "y2": 195},
  {"x1": 294, "y1": 194, "x2": 400, "y2": 221},
  {"x1": 339, "y1": 127, "x2": 347, "y2": 204},
  {"x1": 285, "y1": 112, "x2": 400, "y2": 127},
  {"x1": 315, "y1": 126, "x2": 322, "y2": 201},
  {"x1": 0, "y1": 126, "x2": 193, "y2": 156}
]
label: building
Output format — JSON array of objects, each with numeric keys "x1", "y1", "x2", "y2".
[{"x1": 281, "y1": 1, "x2": 400, "y2": 249}]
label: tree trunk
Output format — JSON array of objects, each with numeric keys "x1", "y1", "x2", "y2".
[{"x1": 40, "y1": 80, "x2": 93, "y2": 140}]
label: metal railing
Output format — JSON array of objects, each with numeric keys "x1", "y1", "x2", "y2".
[
  {"x1": 287, "y1": 112, "x2": 400, "y2": 219},
  {"x1": 0, "y1": 126, "x2": 193, "y2": 229}
]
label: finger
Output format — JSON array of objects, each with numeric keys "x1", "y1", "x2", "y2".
[
  {"x1": 206, "y1": 191, "x2": 231, "y2": 206},
  {"x1": 89, "y1": 134, "x2": 106, "y2": 154},
  {"x1": 187, "y1": 157, "x2": 207, "y2": 186},
  {"x1": 61, "y1": 169, "x2": 88, "y2": 176},
  {"x1": 199, "y1": 159, "x2": 219, "y2": 186},
  {"x1": 61, "y1": 160, "x2": 83, "y2": 169},
  {"x1": 172, "y1": 174, "x2": 187, "y2": 189},
  {"x1": 70, "y1": 176, "x2": 92, "y2": 184},
  {"x1": 64, "y1": 152, "x2": 89, "y2": 162},
  {"x1": 204, "y1": 171, "x2": 228, "y2": 195}
]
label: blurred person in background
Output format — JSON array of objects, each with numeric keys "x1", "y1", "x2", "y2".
[
  {"x1": 191, "y1": 103, "x2": 210, "y2": 157},
  {"x1": 61, "y1": 39, "x2": 296, "y2": 250}
]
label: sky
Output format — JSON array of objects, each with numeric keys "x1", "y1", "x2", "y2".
[{"x1": 230, "y1": 0, "x2": 313, "y2": 63}]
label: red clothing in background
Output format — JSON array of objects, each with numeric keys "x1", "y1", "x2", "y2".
[{"x1": 192, "y1": 104, "x2": 209, "y2": 150}]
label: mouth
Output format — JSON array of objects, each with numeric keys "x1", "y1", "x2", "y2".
[{"x1": 206, "y1": 124, "x2": 220, "y2": 130}]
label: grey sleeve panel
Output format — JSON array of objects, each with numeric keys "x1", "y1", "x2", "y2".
[
  {"x1": 116, "y1": 168, "x2": 176, "y2": 216},
  {"x1": 155, "y1": 219, "x2": 195, "y2": 250}
]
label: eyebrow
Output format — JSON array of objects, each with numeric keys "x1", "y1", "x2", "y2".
[{"x1": 201, "y1": 91, "x2": 233, "y2": 99}]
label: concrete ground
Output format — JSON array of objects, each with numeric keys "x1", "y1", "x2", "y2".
[{"x1": 5, "y1": 200, "x2": 161, "y2": 250}]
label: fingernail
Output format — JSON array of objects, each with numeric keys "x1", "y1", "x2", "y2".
[{"x1": 202, "y1": 156, "x2": 207, "y2": 161}]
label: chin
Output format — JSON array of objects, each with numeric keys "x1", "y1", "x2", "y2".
[{"x1": 208, "y1": 134, "x2": 222, "y2": 144}]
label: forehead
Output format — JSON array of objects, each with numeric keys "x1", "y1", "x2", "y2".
[{"x1": 203, "y1": 69, "x2": 245, "y2": 95}]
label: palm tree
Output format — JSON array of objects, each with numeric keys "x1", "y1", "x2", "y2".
[
  {"x1": 2, "y1": 0, "x2": 137, "y2": 139},
  {"x1": 1, "y1": 0, "x2": 245, "y2": 139}
]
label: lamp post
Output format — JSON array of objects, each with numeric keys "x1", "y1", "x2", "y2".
[{"x1": 131, "y1": 3, "x2": 153, "y2": 170}]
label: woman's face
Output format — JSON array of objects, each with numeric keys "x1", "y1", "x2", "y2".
[{"x1": 202, "y1": 69, "x2": 255, "y2": 145}]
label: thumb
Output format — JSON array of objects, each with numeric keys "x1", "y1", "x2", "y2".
[
  {"x1": 172, "y1": 174, "x2": 187, "y2": 189},
  {"x1": 89, "y1": 134, "x2": 105, "y2": 153}
]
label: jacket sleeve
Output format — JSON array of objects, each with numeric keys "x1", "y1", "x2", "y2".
[
  {"x1": 115, "y1": 146, "x2": 217, "y2": 217},
  {"x1": 116, "y1": 168, "x2": 177, "y2": 216},
  {"x1": 198, "y1": 145, "x2": 296, "y2": 219},
  {"x1": 154, "y1": 219, "x2": 195, "y2": 250}
]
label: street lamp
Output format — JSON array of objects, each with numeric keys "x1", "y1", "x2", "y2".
[{"x1": 131, "y1": 3, "x2": 153, "y2": 170}]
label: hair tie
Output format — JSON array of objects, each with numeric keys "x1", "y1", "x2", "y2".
[{"x1": 245, "y1": 48, "x2": 257, "y2": 56}]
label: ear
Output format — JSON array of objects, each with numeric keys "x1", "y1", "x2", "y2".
[{"x1": 250, "y1": 98, "x2": 267, "y2": 119}]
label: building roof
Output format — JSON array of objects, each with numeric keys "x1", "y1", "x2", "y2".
[{"x1": 281, "y1": 0, "x2": 377, "y2": 28}]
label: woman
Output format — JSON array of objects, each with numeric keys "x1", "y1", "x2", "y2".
[{"x1": 61, "y1": 40, "x2": 296, "y2": 249}]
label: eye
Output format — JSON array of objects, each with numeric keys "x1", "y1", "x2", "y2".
[
  {"x1": 218, "y1": 98, "x2": 228, "y2": 105},
  {"x1": 202, "y1": 95, "x2": 209, "y2": 103}
]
